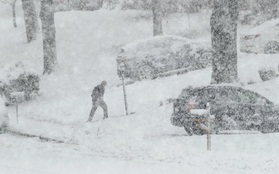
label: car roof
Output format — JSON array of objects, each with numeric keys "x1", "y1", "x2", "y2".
[
  {"x1": 241, "y1": 18, "x2": 279, "y2": 36},
  {"x1": 180, "y1": 84, "x2": 274, "y2": 104},
  {"x1": 120, "y1": 35, "x2": 191, "y2": 51},
  {"x1": 117, "y1": 35, "x2": 211, "y2": 60},
  {"x1": 182, "y1": 84, "x2": 242, "y2": 92}
]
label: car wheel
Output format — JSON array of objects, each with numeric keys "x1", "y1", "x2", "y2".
[
  {"x1": 260, "y1": 122, "x2": 278, "y2": 133},
  {"x1": 137, "y1": 65, "x2": 155, "y2": 80},
  {"x1": 247, "y1": 123, "x2": 260, "y2": 131}
]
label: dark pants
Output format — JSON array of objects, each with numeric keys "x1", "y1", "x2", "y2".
[{"x1": 87, "y1": 98, "x2": 108, "y2": 122}]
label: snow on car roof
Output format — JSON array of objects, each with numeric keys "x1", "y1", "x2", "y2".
[
  {"x1": 241, "y1": 18, "x2": 279, "y2": 35},
  {"x1": 183, "y1": 83, "x2": 242, "y2": 91},
  {"x1": 180, "y1": 83, "x2": 274, "y2": 103},
  {"x1": 121, "y1": 35, "x2": 191, "y2": 50},
  {"x1": 119, "y1": 35, "x2": 210, "y2": 59}
]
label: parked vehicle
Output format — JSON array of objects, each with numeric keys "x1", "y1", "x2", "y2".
[
  {"x1": 240, "y1": 19, "x2": 279, "y2": 54},
  {"x1": 171, "y1": 85, "x2": 279, "y2": 135},
  {"x1": 116, "y1": 35, "x2": 212, "y2": 81}
]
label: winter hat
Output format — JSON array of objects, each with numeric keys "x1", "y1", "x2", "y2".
[{"x1": 101, "y1": 80, "x2": 107, "y2": 86}]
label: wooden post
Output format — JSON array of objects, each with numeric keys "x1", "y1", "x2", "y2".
[
  {"x1": 206, "y1": 102, "x2": 211, "y2": 151},
  {"x1": 121, "y1": 73, "x2": 128, "y2": 116},
  {"x1": 16, "y1": 102, "x2": 18, "y2": 124},
  {"x1": 207, "y1": 115, "x2": 211, "y2": 151},
  {"x1": 10, "y1": 92, "x2": 25, "y2": 124}
]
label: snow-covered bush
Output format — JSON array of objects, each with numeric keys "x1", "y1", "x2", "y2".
[
  {"x1": 103, "y1": 0, "x2": 210, "y2": 13},
  {"x1": 54, "y1": 0, "x2": 102, "y2": 11},
  {"x1": 264, "y1": 41, "x2": 279, "y2": 54},
  {"x1": 70, "y1": 0, "x2": 101, "y2": 11},
  {"x1": 120, "y1": 0, "x2": 150, "y2": 10},
  {"x1": 0, "y1": 97, "x2": 8, "y2": 131},
  {"x1": 6, "y1": 73, "x2": 40, "y2": 101},
  {"x1": 0, "y1": 63, "x2": 40, "y2": 102},
  {"x1": 258, "y1": 67, "x2": 278, "y2": 81}
]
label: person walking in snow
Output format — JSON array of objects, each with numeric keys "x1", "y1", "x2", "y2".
[{"x1": 87, "y1": 80, "x2": 108, "y2": 122}]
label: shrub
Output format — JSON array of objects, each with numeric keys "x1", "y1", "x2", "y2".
[
  {"x1": 0, "y1": 63, "x2": 40, "y2": 103},
  {"x1": 264, "y1": 41, "x2": 279, "y2": 54},
  {"x1": 103, "y1": 0, "x2": 208, "y2": 13},
  {"x1": 8, "y1": 73, "x2": 40, "y2": 101},
  {"x1": 258, "y1": 67, "x2": 278, "y2": 81}
]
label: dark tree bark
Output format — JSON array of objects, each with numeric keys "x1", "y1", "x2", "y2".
[
  {"x1": 12, "y1": 2, "x2": 17, "y2": 27},
  {"x1": 210, "y1": 0, "x2": 238, "y2": 84},
  {"x1": 22, "y1": 0, "x2": 38, "y2": 42},
  {"x1": 152, "y1": 0, "x2": 163, "y2": 36},
  {"x1": 40, "y1": 0, "x2": 57, "y2": 74},
  {"x1": 1, "y1": 0, "x2": 18, "y2": 28}
]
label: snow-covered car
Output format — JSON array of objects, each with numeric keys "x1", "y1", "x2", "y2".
[
  {"x1": 240, "y1": 19, "x2": 279, "y2": 54},
  {"x1": 171, "y1": 85, "x2": 279, "y2": 135},
  {"x1": 0, "y1": 96, "x2": 9, "y2": 132},
  {"x1": 116, "y1": 35, "x2": 212, "y2": 81}
]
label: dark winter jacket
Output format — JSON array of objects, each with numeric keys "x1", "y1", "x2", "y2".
[{"x1": 91, "y1": 84, "x2": 105, "y2": 101}]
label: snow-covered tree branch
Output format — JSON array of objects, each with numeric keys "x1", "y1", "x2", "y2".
[{"x1": 1, "y1": 0, "x2": 18, "y2": 27}]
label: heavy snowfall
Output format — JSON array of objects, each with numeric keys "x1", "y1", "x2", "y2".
[{"x1": 1, "y1": 0, "x2": 279, "y2": 173}]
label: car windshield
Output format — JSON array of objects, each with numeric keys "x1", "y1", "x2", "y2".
[{"x1": 237, "y1": 89, "x2": 273, "y2": 105}]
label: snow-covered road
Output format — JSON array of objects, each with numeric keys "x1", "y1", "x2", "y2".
[
  {"x1": 1, "y1": 132, "x2": 279, "y2": 174},
  {"x1": 0, "y1": 134, "x2": 184, "y2": 174}
]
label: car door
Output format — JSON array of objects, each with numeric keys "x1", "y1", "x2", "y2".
[
  {"x1": 235, "y1": 89, "x2": 268, "y2": 129},
  {"x1": 174, "y1": 44, "x2": 193, "y2": 69},
  {"x1": 211, "y1": 87, "x2": 243, "y2": 130}
]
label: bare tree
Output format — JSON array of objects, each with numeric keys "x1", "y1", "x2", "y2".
[
  {"x1": 22, "y1": 0, "x2": 39, "y2": 42},
  {"x1": 1, "y1": 0, "x2": 18, "y2": 27},
  {"x1": 152, "y1": 0, "x2": 163, "y2": 36},
  {"x1": 40, "y1": 0, "x2": 57, "y2": 74},
  {"x1": 210, "y1": 0, "x2": 239, "y2": 84}
]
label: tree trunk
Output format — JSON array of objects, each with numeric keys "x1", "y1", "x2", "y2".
[
  {"x1": 210, "y1": 0, "x2": 238, "y2": 84},
  {"x1": 152, "y1": 0, "x2": 163, "y2": 36},
  {"x1": 21, "y1": 0, "x2": 38, "y2": 42},
  {"x1": 12, "y1": 3, "x2": 17, "y2": 27},
  {"x1": 40, "y1": 0, "x2": 57, "y2": 74}
]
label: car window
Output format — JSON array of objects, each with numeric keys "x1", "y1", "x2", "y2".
[
  {"x1": 215, "y1": 87, "x2": 239, "y2": 103},
  {"x1": 193, "y1": 88, "x2": 215, "y2": 108},
  {"x1": 179, "y1": 88, "x2": 208, "y2": 108},
  {"x1": 238, "y1": 91, "x2": 251, "y2": 103},
  {"x1": 237, "y1": 90, "x2": 261, "y2": 104},
  {"x1": 249, "y1": 93, "x2": 259, "y2": 104}
]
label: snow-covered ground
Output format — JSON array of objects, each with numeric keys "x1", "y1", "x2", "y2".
[{"x1": 1, "y1": 2, "x2": 279, "y2": 174}]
